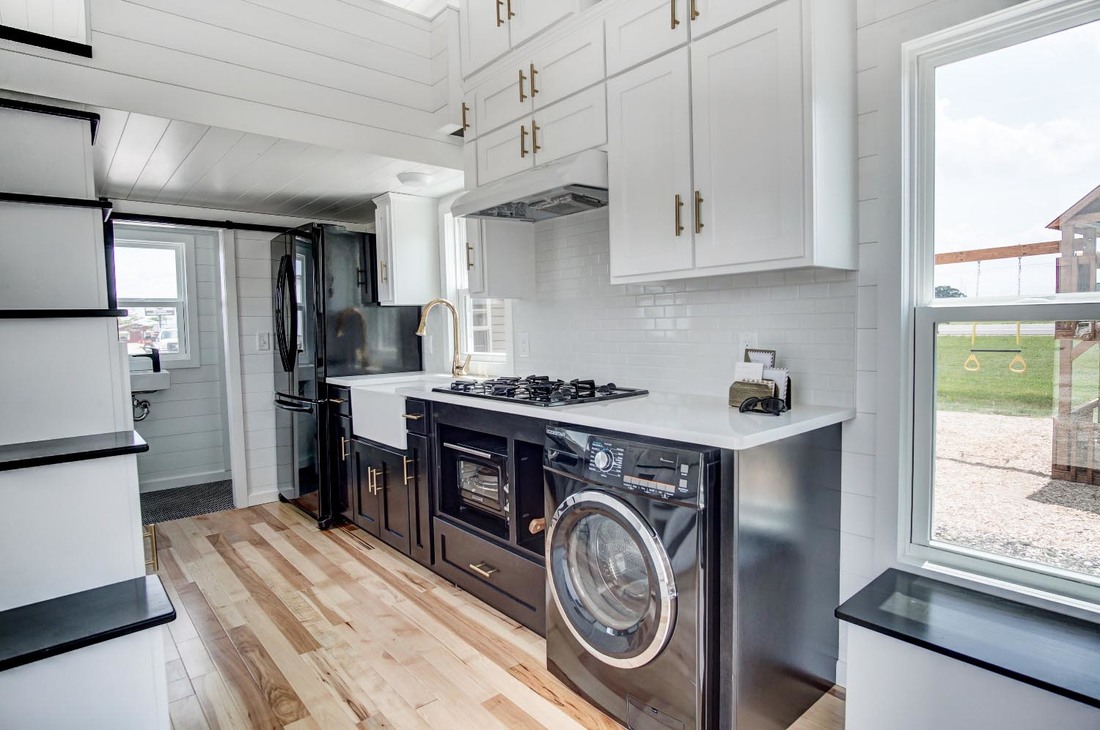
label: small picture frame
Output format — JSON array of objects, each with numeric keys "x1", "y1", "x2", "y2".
[{"x1": 744, "y1": 348, "x2": 777, "y2": 367}]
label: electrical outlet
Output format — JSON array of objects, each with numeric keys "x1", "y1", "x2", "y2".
[
  {"x1": 518, "y1": 332, "x2": 530, "y2": 358},
  {"x1": 257, "y1": 332, "x2": 271, "y2": 352},
  {"x1": 738, "y1": 331, "x2": 758, "y2": 358}
]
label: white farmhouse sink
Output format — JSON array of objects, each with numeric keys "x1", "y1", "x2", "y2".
[
  {"x1": 350, "y1": 375, "x2": 450, "y2": 450},
  {"x1": 130, "y1": 370, "x2": 171, "y2": 393}
]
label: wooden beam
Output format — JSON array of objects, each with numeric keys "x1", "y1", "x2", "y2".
[{"x1": 935, "y1": 241, "x2": 1061, "y2": 265}]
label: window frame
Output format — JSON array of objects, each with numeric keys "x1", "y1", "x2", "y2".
[
  {"x1": 114, "y1": 226, "x2": 203, "y2": 369},
  {"x1": 903, "y1": 0, "x2": 1100, "y2": 605}
]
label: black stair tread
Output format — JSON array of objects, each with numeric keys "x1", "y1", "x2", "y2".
[
  {"x1": 0, "y1": 575, "x2": 175, "y2": 672},
  {"x1": 0, "y1": 97, "x2": 99, "y2": 143},
  {"x1": 0, "y1": 430, "x2": 148, "y2": 472},
  {"x1": 836, "y1": 568, "x2": 1100, "y2": 709},
  {"x1": 0, "y1": 309, "x2": 127, "y2": 319}
]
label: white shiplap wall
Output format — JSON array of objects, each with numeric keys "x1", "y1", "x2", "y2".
[
  {"x1": 234, "y1": 229, "x2": 279, "y2": 505},
  {"x1": 513, "y1": 208, "x2": 858, "y2": 407},
  {"x1": 132, "y1": 233, "x2": 231, "y2": 492}
]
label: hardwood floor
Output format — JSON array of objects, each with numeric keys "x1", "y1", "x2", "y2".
[{"x1": 154, "y1": 503, "x2": 844, "y2": 729}]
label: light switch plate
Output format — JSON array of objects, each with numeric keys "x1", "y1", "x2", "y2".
[{"x1": 257, "y1": 332, "x2": 271, "y2": 351}]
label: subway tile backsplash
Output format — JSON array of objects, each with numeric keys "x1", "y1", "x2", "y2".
[{"x1": 511, "y1": 208, "x2": 858, "y2": 407}]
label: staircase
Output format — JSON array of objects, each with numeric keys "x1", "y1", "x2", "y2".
[{"x1": 0, "y1": 97, "x2": 175, "y2": 728}]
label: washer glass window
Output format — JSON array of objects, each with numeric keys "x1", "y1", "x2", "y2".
[{"x1": 567, "y1": 513, "x2": 651, "y2": 630}]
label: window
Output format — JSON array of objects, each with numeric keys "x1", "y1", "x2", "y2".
[
  {"x1": 447, "y1": 213, "x2": 512, "y2": 373},
  {"x1": 114, "y1": 226, "x2": 202, "y2": 368},
  {"x1": 907, "y1": 3, "x2": 1100, "y2": 603}
]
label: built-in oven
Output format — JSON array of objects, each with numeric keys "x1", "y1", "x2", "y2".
[{"x1": 443, "y1": 438, "x2": 510, "y2": 520}]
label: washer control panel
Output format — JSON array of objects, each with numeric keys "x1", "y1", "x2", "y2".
[{"x1": 543, "y1": 427, "x2": 706, "y2": 505}]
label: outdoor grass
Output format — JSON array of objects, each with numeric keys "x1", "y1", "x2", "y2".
[{"x1": 936, "y1": 335, "x2": 1099, "y2": 417}]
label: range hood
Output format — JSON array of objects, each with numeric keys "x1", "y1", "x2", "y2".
[{"x1": 451, "y1": 149, "x2": 608, "y2": 222}]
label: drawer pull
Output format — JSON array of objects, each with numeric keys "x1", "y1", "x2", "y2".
[
  {"x1": 341, "y1": 436, "x2": 350, "y2": 461},
  {"x1": 469, "y1": 562, "x2": 498, "y2": 579},
  {"x1": 402, "y1": 413, "x2": 424, "y2": 421},
  {"x1": 402, "y1": 456, "x2": 415, "y2": 486},
  {"x1": 328, "y1": 398, "x2": 347, "y2": 404},
  {"x1": 461, "y1": 102, "x2": 470, "y2": 131},
  {"x1": 519, "y1": 68, "x2": 528, "y2": 103},
  {"x1": 670, "y1": 0, "x2": 680, "y2": 29}
]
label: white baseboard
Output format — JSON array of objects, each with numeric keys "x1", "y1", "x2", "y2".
[
  {"x1": 139, "y1": 469, "x2": 232, "y2": 493},
  {"x1": 247, "y1": 489, "x2": 280, "y2": 506}
]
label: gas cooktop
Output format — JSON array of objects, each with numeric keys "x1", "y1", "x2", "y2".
[{"x1": 434, "y1": 375, "x2": 648, "y2": 407}]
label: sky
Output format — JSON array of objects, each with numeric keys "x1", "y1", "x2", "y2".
[{"x1": 933, "y1": 18, "x2": 1100, "y2": 297}]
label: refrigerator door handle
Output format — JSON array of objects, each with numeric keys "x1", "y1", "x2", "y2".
[{"x1": 274, "y1": 253, "x2": 298, "y2": 373}]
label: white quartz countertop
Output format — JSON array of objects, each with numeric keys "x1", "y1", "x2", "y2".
[
  {"x1": 343, "y1": 374, "x2": 854, "y2": 451},
  {"x1": 326, "y1": 371, "x2": 426, "y2": 387}
]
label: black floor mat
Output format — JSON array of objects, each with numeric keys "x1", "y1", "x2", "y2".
[{"x1": 140, "y1": 479, "x2": 234, "y2": 524}]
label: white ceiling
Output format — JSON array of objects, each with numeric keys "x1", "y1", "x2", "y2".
[
  {"x1": 373, "y1": 0, "x2": 457, "y2": 19},
  {"x1": 93, "y1": 107, "x2": 465, "y2": 223}
]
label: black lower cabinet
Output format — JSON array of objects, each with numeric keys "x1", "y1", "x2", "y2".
[
  {"x1": 352, "y1": 438, "x2": 412, "y2": 555},
  {"x1": 432, "y1": 517, "x2": 546, "y2": 635},
  {"x1": 332, "y1": 414, "x2": 354, "y2": 523},
  {"x1": 407, "y1": 433, "x2": 433, "y2": 566}
]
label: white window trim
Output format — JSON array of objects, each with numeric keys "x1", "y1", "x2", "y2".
[
  {"x1": 902, "y1": 0, "x2": 1100, "y2": 605},
  {"x1": 115, "y1": 225, "x2": 203, "y2": 369}
]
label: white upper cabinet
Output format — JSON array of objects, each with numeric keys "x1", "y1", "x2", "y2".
[
  {"x1": 607, "y1": 50, "x2": 694, "y2": 279},
  {"x1": 460, "y1": 0, "x2": 592, "y2": 78},
  {"x1": 460, "y1": 0, "x2": 513, "y2": 78},
  {"x1": 691, "y1": 0, "x2": 804, "y2": 269},
  {"x1": 687, "y1": 0, "x2": 776, "y2": 38},
  {"x1": 472, "y1": 21, "x2": 605, "y2": 137},
  {"x1": 372, "y1": 193, "x2": 441, "y2": 306},
  {"x1": 461, "y1": 90, "x2": 476, "y2": 140},
  {"x1": 507, "y1": 0, "x2": 573, "y2": 46},
  {"x1": 465, "y1": 219, "x2": 536, "y2": 299},
  {"x1": 476, "y1": 122, "x2": 534, "y2": 185},
  {"x1": 607, "y1": 0, "x2": 856, "y2": 283},
  {"x1": 605, "y1": 0, "x2": 690, "y2": 76}
]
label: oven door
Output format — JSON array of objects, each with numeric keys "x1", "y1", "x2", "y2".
[
  {"x1": 546, "y1": 489, "x2": 677, "y2": 669},
  {"x1": 446, "y1": 442, "x2": 509, "y2": 518}
]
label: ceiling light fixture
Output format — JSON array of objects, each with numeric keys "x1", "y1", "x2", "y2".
[{"x1": 397, "y1": 171, "x2": 434, "y2": 188}]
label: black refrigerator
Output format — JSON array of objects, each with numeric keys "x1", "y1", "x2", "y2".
[{"x1": 272, "y1": 224, "x2": 422, "y2": 528}]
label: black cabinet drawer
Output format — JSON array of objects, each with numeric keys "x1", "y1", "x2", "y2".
[
  {"x1": 404, "y1": 399, "x2": 428, "y2": 435},
  {"x1": 327, "y1": 386, "x2": 351, "y2": 418},
  {"x1": 433, "y1": 517, "x2": 545, "y2": 635}
]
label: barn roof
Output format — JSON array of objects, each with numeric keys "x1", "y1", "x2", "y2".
[{"x1": 1047, "y1": 183, "x2": 1100, "y2": 230}]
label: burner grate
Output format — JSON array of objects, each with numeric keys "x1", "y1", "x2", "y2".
[{"x1": 434, "y1": 375, "x2": 647, "y2": 408}]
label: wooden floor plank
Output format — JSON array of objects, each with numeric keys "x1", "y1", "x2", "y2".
[{"x1": 157, "y1": 504, "x2": 843, "y2": 730}]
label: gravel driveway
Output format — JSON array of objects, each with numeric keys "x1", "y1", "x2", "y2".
[{"x1": 934, "y1": 410, "x2": 1100, "y2": 577}]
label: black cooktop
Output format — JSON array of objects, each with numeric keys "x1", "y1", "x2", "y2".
[{"x1": 434, "y1": 375, "x2": 648, "y2": 407}]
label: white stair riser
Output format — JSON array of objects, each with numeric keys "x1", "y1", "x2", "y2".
[
  {"x1": 0, "y1": 457, "x2": 145, "y2": 611},
  {"x1": 0, "y1": 110, "x2": 95, "y2": 198},
  {"x1": 0, "y1": 320, "x2": 129, "y2": 445},
  {"x1": 0, "y1": 205, "x2": 107, "y2": 309}
]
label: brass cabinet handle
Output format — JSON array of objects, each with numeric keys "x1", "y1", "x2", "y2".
[
  {"x1": 402, "y1": 456, "x2": 414, "y2": 486},
  {"x1": 531, "y1": 120, "x2": 541, "y2": 153},
  {"x1": 694, "y1": 190, "x2": 704, "y2": 234},
  {"x1": 506, "y1": 0, "x2": 514, "y2": 19},
  {"x1": 341, "y1": 436, "x2": 350, "y2": 461},
  {"x1": 401, "y1": 413, "x2": 424, "y2": 421},
  {"x1": 518, "y1": 68, "x2": 527, "y2": 102},
  {"x1": 327, "y1": 398, "x2": 346, "y2": 404},
  {"x1": 520, "y1": 124, "x2": 529, "y2": 158},
  {"x1": 367, "y1": 466, "x2": 376, "y2": 494},
  {"x1": 671, "y1": 0, "x2": 679, "y2": 29},
  {"x1": 529, "y1": 63, "x2": 539, "y2": 96},
  {"x1": 466, "y1": 243, "x2": 475, "y2": 270},
  {"x1": 469, "y1": 562, "x2": 498, "y2": 578},
  {"x1": 674, "y1": 194, "x2": 684, "y2": 236},
  {"x1": 690, "y1": 0, "x2": 700, "y2": 20},
  {"x1": 380, "y1": 260, "x2": 388, "y2": 283},
  {"x1": 461, "y1": 102, "x2": 470, "y2": 131},
  {"x1": 495, "y1": 0, "x2": 504, "y2": 26}
]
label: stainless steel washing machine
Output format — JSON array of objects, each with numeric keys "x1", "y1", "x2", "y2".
[{"x1": 544, "y1": 425, "x2": 719, "y2": 730}]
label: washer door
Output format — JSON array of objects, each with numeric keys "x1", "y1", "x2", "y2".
[{"x1": 547, "y1": 490, "x2": 676, "y2": 669}]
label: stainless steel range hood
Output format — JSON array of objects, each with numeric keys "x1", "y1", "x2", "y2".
[{"x1": 451, "y1": 149, "x2": 608, "y2": 222}]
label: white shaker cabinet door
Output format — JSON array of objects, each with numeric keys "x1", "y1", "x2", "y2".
[
  {"x1": 460, "y1": 0, "x2": 511, "y2": 77},
  {"x1": 605, "y1": 0, "x2": 690, "y2": 77},
  {"x1": 465, "y1": 218, "x2": 487, "y2": 295},
  {"x1": 475, "y1": 64, "x2": 532, "y2": 137},
  {"x1": 607, "y1": 49, "x2": 694, "y2": 279},
  {"x1": 691, "y1": 0, "x2": 805, "y2": 269},
  {"x1": 374, "y1": 200, "x2": 395, "y2": 304},
  {"x1": 687, "y1": 0, "x2": 777, "y2": 38},
  {"x1": 476, "y1": 122, "x2": 535, "y2": 185},
  {"x1": 508, "y1": 0, "x2": 572, "y2": 46},
  {"x1": 530, "y1": 21, "x2": 605, "y2": 110},
  {"x1": 532, "y1": 85, "x2": 607, "y2": 166}
]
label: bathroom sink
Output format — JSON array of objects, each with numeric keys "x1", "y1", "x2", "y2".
[{"x1": 130, "y1": 370, "x2": 171, "y2": 393}]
